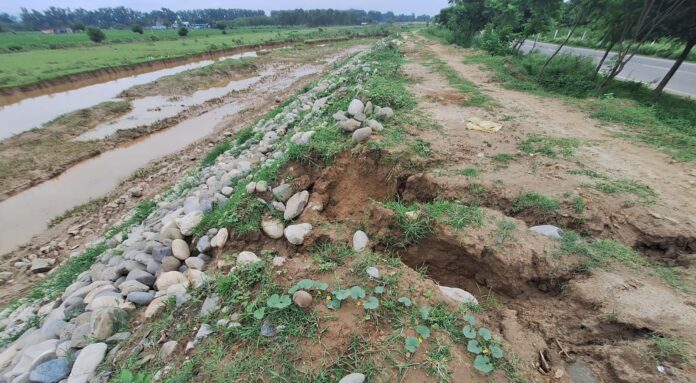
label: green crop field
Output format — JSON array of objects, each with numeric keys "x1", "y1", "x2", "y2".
[{"x1": 0, "y1": 25, "x2": 393, "y2": 89}]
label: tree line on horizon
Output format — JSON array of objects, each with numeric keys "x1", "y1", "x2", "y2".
[{"x1": 0, "y1": 7, "x2": 430, "y2": 31}]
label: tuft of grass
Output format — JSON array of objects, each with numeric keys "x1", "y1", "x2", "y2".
[
  {"x1": 201, "y1": 140, "x2": 231, "y2": 167},
  {"x1": 495, "y1": 219, "x2": 517, "y2": 245},
  {"x1": 518, "y1": 134, "x2": 580, "y2": 158},
  {"x1": 511, "y1": 193, "x2": 559, "y2": 215},
  {"x1": 382, "y1": 200, "x2": 483, "y2": 246},
  {"x1": 643, "y1": 334, "x2": 693, "y2": 366},
  {"x1": 567, "y1": 169, "x2": 605, "y2": 179},
  {"x1": 235, "y1": 126, "x2": 255, "y2": 145},
  {"x1": 311, "y1": 242, "x2": 354, "y2": 272},
  {"x1": 592, "y1": 179, "x2": 657, "y2": 203},
  {"x1": 572, "y1": 196, "x2": 586, "y2": 214},
  {"x1": 424, "y1": 201, "x2": 484, "y2": 230},
  {"x1": 458, "y1": 167, "x2": 480, "y2": 178},
  {"x1": 383, "y1": 200, "x2": 434, "y2": 246},
  {"x1": 104, "y1": 200, "x2": 157, "y2": 239},
  {"x1": 491, "y1": 153, "x2": 514, "y2": 165}
]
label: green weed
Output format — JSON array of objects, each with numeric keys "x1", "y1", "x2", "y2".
[
  {"x1": 511, "y1": 193, "x2": 559, "y2": 215},
  {"x1": 518, "y1": 135, "x2": 580, "y2": 158}
]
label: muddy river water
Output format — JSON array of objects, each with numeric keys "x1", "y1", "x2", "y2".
[
  {"x1": 0, "y1": 51, "x2": 258, "y2": 140},
  {"x1": 0, "y1": 54, "x2": 329, "y2": 254}
]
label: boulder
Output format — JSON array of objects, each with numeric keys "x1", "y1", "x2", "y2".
[
  {"x1": 67, "y1": 342, "x2": 107, "y2": 383},
  {"x1": 284, "y1": 223, "x2": 312, "y2": 245},
  {"x1": 366, "y1": 119, "x2": 383, "y2": 131},
  {"x1": 352, "y1": 231, "x2": 369, "y2": 252},
  {"x1": 127, "y1": 292, "x2": 154, "y2": 306},
  {"x1": 339, "y1": 373, "x2": 366, "y2": 383},
  {"x1": 347, "y1": 99, "x2": 365, "y2": 116},
  {"x1": 292, "y1": 291, "x2": 312, "y2": 308},
  {"x1": 339, "y1": 119, "x2": 361, "y2": 132},
  {"x1": 171, "y1": 239, "x2": 190, "y2": 261},
  {"x1": 237, "y1": 251, "x2": 261, "y2": 266},
  {"x1": 261, "y1": 218, "x2": 285, "y2": 239},
  {"x1": 161, "y1": 256, "x2": 181, "y2": 272},
  {"x1": 125, "y1": 269, "x2": 155, "y2": 287},
  {"x1": 439, "y1": 286, "x2": 478, "y2": 305},
  {"x1": 352, "y1": 127, "x2": 372, "y2": 143},
  {"x1": 210, "y1": 229, "x2": 228, "y2": 248},
  {"x1": 530, "y1": 225, "x2": 563, "y2": 239},
  {"x1": 30, "y1": 259, "x2": 53, "y2": 274},
  {"x1": 284, "y1": 191, "x2": 309, "y2": 220},
  {"x1": 155, "y1": 271, "x2": 189, "y2": 291},
  {"x1": 29, "y1": 358, "x2": 70, "y2": 383},
  {"x1": 175, "y1": 211, "x2": 203, "y2": 236},
  {"x1": 272, "y1": 184, "x2": 293, "y2": 202}
]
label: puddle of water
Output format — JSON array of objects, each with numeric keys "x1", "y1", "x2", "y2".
[
  {"x1": 0, "y1": 63, "x2": 325, "y2": 255},
  {"x1": 77, "y1": 66, "x2": 274, "y2": 141},
  {"x1": 0, "y1": 51, "x2": 257, "y2": 140}
]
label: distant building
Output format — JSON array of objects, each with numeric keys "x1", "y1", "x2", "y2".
[
  {"x1": 190, "y1": 23, "x2": 210, "y2": 29},
  {"x1": 150, "y1": 25, "x2": 167, "y2": 30},
  {"x1": 41, "y1": 27, "x2": 74, "y2": 34}
]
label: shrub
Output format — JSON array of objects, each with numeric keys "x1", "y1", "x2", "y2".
[
  {"x1": 178, "y1": 27, "x2": 189, "y2": 37},
  {"x1": 477, "y1": 26, "x2": 513, "y2": 56},
  {"x1": 86, "y1": 27, "x2": 106, "y2": 43},
  {"x1": 517, "y1": 53, "x2": 597, "y2": 97},
  {"x1": 131, "y1": 24, "x2": 143, "y2": 34}
]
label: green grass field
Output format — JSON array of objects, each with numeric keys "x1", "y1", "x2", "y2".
[{"x1": 0, "y1": 25, "x2": 393, "y2": 88}]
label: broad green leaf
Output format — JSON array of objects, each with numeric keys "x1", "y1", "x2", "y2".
[
  {"x1": 289, "y1": 279, "x2": 314, "y2": 294},
  {"x1": 119, "y1": 370, "x2": 134, "y2": 383},
  {"x1": 253, "y1": 307, "x2": 265, "y2": 320},
  {"x1": 335, "y1": 289, "x2": 351, "y2": 301},
  {"x1": 474, "y1": 355, "x2": 494, "y2": 373},
  {"x1": 363, "y1": 296, "x2": 379, "y2": 310},
  {"x1": 467, "y1": 339, "x2": 483, "y2": 354},
  {"x1": 416, "y1": 325, "x2": 431, "y2": 339},
  {"x1": 325, "y1": 299, "x2": 341, "y2": 310},
  {"x1": 374, "y1": 286, "x2": 385, "y2": 294},
  {"x1": 267, "y1": 294, "x2": 291, "y2": 309},
  {"x1": 350, "y1": 286, "x2": 366, "y2": 299},
  {"x1": 490, "y1": 345, "x2": 504, "y2": 359},
  {"x1": 313, "y1": 281, "x2": 328, "y2": 291},
  {"x1": 405, "y1": 336, "x2": 420, "y2": 352},
  {"x1": 398, "y1": 297, "x2": 412, "y2": 306},
  {"x1": 420, "y1": 306, "x2": 431, "y2": 320},
  {"x1": 462, "y1": 325, "x2": 476, "y2": 339},
  {"x1": 478, "y1": 327, "x2": 492, "y2": 341},
  {"x1": 463, "y1": 313, "x2": 477, "y2": 326}
]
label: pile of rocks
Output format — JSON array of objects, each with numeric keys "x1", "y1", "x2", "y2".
[
  {"x1": 333, "y1": 98, "x2": 394, "y2": 144},
  {"x1": 0, "y1": 40, "x2": 388, "y2": 382}
]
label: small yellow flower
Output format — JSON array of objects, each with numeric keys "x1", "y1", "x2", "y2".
[
  {"x1": 356, "y1": 300, "x2": 362, "y2": 306},
  {"x1": 418, "y1": 337, "x2": 424, "y2": 344},
  {"x1": 482, "y1": 347, "x2": 490, "y2": 355},
  {"x1": 326, "y1": 295, "x2": 332, "y2": 301}
]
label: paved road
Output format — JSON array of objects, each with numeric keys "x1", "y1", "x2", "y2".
[{"x1": 521, "y1": 41, "x2": 696, "y2": 98}]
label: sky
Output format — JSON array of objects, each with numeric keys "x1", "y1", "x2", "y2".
[{"x1": 0, "y1": 1, "x2": 449, "y2": 16}]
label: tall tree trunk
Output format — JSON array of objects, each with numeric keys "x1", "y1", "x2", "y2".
[
  {"x1": 540, "y1": 11, "x2": 583, "y2": 79},
  {"x1": 652, "y1": 39, "x2": 695, "y2": 98},
  {"x1": 539, "y1": 20, "x2": 580, "y2": 79},
  {"x1": 594, "y1": 41, "x2": 615, "y2": 80}
]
